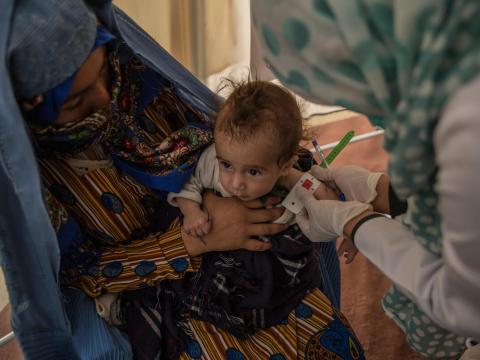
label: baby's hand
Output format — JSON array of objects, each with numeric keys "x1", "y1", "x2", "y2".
[
  {"x1": 337, "y1": 237, "x2": 358, "y2": 264},
  {"x1": 182, "y1": 208, "x2": 211, "y2": 238}
]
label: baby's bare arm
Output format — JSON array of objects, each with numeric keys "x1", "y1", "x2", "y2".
[
  {"x1": 177, "y1": 197, "x2": 202, "y2": 216},
  {"x1": 177, "y1": 197, "x2": 211, "y2": 237}
]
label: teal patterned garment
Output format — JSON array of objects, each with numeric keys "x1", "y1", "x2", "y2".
[{"x1": 251, "y1": 1, "x2": 480, "y2": 358}]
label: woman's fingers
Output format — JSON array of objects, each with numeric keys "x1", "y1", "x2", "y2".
[
  {"x1": 200, "y1": 192, "x2": 286, "y2": 253},
  {"x1": 244, "y1": 196, "x2": 282, "y2": 209},
  {"x1": 242, "y1": 238, "x2": 272, "y2": 251},
  {"x1": 310, "y1": 165, "x2": 334, "y2": 181},
  {"x1": 246, "y1": 207, "x2": 284, "y2": 223},
  {"x1": 248, "y1": 222, "x2": 288, "y2": 237},
  {"x1": 202, "y1": 219, "x2": 211, "y2": 235},
  {"x1": 243, "y1": 199, "x2": 264, "y2": 209},
  {"x1": 183, "y1": 225, "x2": 192, "y2": 236}
]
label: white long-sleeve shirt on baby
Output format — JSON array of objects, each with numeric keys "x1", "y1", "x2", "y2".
[
  {"x1": 167, "y1": 144, "x2": 231, "y2": 206},
  {"x1": 167, "y1": 143, "x2": 294, "y2": 225}
]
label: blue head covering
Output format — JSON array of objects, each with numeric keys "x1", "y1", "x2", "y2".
[
  {"x1": 28, "y1": 25, "x2": 115, "y2": 124},
  {"x1": 7, "y1": 0, "x2": 98, "y2": 99},
  {"x1": 2, "y1": 0, "x2": 112, "y2": 356}
]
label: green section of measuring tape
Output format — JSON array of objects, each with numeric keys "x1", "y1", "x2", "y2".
[{"x1": 320, "y1": 130, "x2": 355, "y2": 168}]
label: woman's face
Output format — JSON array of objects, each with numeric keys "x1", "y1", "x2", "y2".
[{"x1": 55, "y1": 45, "x2": 111, "y2": 124}]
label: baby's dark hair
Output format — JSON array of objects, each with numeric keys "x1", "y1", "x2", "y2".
[{"x1": 215, "y1": 80, "x2": 304, "y2": 165}]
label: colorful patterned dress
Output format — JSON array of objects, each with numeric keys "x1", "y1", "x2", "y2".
[{"x1": 34, "y1": 51, "x2": 364, "y2": 359}]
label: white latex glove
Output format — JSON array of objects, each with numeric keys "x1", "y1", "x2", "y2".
[
  {"x1": 295, "y1": 187, "x2": 373, "y2": 242},
  {"x1": 310, "y1": 165, "x2": 384, "y2": 203}
]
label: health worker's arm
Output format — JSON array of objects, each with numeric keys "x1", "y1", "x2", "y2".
[{"x1": 350, "y1": 75, "x2": 480, "y2": 338}]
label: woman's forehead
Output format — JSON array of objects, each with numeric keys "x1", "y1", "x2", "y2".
[{"x1": 66, "y1": 46, "x2": 106, "y2": 101}]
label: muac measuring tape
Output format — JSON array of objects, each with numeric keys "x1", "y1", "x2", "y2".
[
  {"x1": 281, "y1": 130, "x2": 355, "y2": 213},
  {"x1": 319, "y1": 130, "x2": 355, "y2": 168}
]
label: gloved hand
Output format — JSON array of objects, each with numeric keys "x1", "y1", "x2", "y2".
[
  {"x1": 295, "y1": 187, "x2": 372, "y2": 242},
  {"x1": 310, "y1": 165, "x2": 384, "y2": 203}
]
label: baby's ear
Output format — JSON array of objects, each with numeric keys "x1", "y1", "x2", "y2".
[{"x1": 280, "y1": 155, "x2": 299, "y2": 176}]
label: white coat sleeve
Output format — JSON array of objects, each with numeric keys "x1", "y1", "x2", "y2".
[
  {"x1": 167, "y1": 144, "x2": 218, "y2": 206},
  {"x1": 355, "y1": 75, "x2": 480, "y2": 338}
]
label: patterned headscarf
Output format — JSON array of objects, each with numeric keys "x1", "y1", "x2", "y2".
[
  {"x1": 7, "y1": 0, "x2": 97, "y2": 99},
  {"x1": 30, "y1": 50, "x2": 212, "y2": 185}
]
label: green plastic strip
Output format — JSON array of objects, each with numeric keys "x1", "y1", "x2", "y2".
[{"x1": 320, "y1": 130, "x2": 355, "y2": 167}]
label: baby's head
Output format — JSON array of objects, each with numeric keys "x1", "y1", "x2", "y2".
[{"x1": 214, "y1": 80, "x2": 303, "y2": 201}]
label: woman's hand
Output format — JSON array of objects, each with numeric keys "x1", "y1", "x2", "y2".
[
  {"x1": 310, "y1": 165, "x2": 390, "y2": 213},
  {"x1": 313, "y1": 181, "x2": 339, "y2": 200},
  {"x1": 295, "y1": 187, "x2": 373, "y2": 242},
  {"x1": 281, "y1": 167, "x2": 343, "y2": 201},
  {"x1": 183, "y1": 191, "x2": 288, "y2": 257}
]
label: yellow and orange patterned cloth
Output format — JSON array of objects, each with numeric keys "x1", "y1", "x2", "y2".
[{"x1": 35, "y1": 52, "x2": 364, "y2": 359}]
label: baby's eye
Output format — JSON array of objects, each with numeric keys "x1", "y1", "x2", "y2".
[
  {"x1": 219, "y1": 160, "x2": 232, "y2": 169},
  {"x1": 248, "y1": 169, "x2": 261, "y2": 176}
]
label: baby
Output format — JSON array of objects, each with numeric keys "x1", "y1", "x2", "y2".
[{"x1": 168, "y1": 80, "x2": 357, "y2": 262}]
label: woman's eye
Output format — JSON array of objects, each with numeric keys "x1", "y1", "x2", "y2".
[{"x1": 248, "y1": 169, "x2": 261, "y2": 176}]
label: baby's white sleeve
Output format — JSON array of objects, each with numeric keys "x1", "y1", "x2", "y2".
[{"x1": 167, "y1": 144, "x2": 217, "y2": 206}]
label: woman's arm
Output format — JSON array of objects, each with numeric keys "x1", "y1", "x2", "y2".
[
  {"x1": 65, "y1": 225, "x2": 201, "y2": 297},
  {"x1": 344, "y1": 75, "x2": 480, "y2": 338}
]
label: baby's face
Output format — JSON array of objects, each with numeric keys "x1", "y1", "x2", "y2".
[{"x1": 214, "y1": 131, "x2": 291, "y2": 201}]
